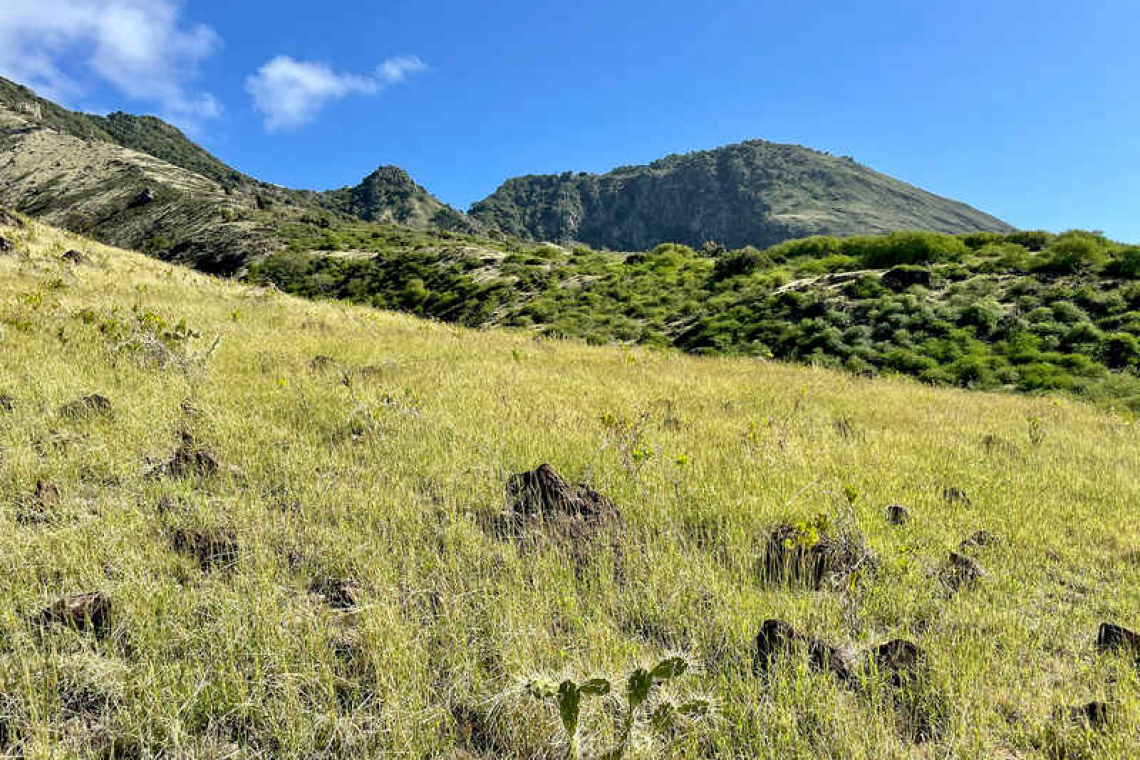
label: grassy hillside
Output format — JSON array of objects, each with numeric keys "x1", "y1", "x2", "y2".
[
  {"x1": 251, "y1": 226, "x2": 1140, "y2": 411},
  {"x1": 1, "y1": 214, "x2": 1138, "y2": 758}
]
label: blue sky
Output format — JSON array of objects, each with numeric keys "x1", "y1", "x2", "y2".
[{"x1": 2, "y1": 1, "x2": 1138, "y2": 242}]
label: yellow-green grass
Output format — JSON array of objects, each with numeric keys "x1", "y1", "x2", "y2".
[{"x1": 0, "y1": 215, "x2": 1137, "y2": 759}]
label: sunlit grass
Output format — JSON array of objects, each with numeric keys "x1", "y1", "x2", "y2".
[{"x1": 0, "y1": 215, "x2": 1137, "y2": 758}]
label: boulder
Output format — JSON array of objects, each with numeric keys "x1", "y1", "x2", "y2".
[
  {"x1": 869, "y1": 639, "x2": 926, "y2": 687},
  {"x1": 1063, "y1": 701, "x2": 1112, "y2": 730},
  {"x1": 943, "y1": 552, "x2": 985, "y2": 590},
  {"x1": 147, "y1": 432, "x2": 224, "y2": 479},
  {"x1": 38, "y1": 591, "x2": 111, "y2": 638},
  {"x1": 959, "y1": 530, "x2": 999, "y2": 550},
  {"x1": 762, "y1": 524, "x2": 872, "y2": 590},
  {"x1": 59, "y1": 394, "x2": 112, "y2": 420},
  {"x1": 171, "y1": 528, "x2": 239, "y2": 570},
  {"x1": 941, "y1": 487, "x2": 971, "y2": 507},
  {"x1": 885, "y1": 504, "x2": 910, "y2": 525},
  {"x1": 753, "y1": 619, "x2": 858, "y2": 682},
  {"x1": 129, "y1": 187, "x2": 156, "y2": 208},
  {"x1": 33, "y1": 479, "x2": 60, "y2": 507},
  {"x1": 506, "y1": 463, "x2": 616, "y2": 521},
  {"x1": 310, "y1": 577, "x2": 361, "y2": 610},
  {"x1": 1096, "y1": 623, "x2": 1140, "y2": 658}
]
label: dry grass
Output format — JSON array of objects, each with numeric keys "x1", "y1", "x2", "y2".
[{"x1": 0, "y1": 215, "x2": 1137, "y2": 758}]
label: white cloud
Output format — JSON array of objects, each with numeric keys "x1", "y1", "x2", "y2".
[
  {"x1": 0, "y1": 0, "x2": 221, "y2": 127},
  {"x1": 247, "y1": 55, "x2": 427, "y2": 132},
  {"x1": 377, "y1": 56, "x2": 427, "y2": 84}
]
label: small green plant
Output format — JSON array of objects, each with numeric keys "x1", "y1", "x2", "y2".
[
  {"x1": 600, "y1": 410, "x2": 653, "y2": 476},
  {"x1": 1027, "y1": 413, "x2": 1048, "y2": 447},
  {"x1": 526, "y1": 657, "x2": 709, "y2": 760},
  {"x1": 786, "y1": 512, "x2": 833, "y2": 550}
]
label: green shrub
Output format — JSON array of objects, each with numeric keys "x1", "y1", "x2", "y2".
[
  {"x1": 1102, "y1": 332, "x2": 1140, "y2": 369},
  {"x1": 1005, "y1": 230, "x2": 1054, "y2": 251},
  {"x1": 1041, "y1": 231, "x2": 1109, "y2": 273},
  {"x1": 713, "y1": 247, "x2": 771, "y2": 279},
  {"x1": 1106, "y1": 246, "x2": 1140, "y2": 279}
]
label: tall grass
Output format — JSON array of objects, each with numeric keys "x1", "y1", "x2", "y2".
[{"x1": 0, "y1": 216, "x2": 1136, "y2": 758}]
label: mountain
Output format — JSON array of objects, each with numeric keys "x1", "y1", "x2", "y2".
[
  {"x1": 469, "y1": 139, "x2": 1014, "y2": 250},
  {"x1": 0, "y1": 77, "x2": 479, "y2": 273},
  {"x1": 311, "y1": 165, "x2": 482, "y2": 234}
]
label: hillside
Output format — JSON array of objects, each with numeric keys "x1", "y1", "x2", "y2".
[
  {"x1": 0, "y1": 212, "x2": 1137, "y2": 758},
  {"x1": 311, "y1": 165, "x2": 483, "y2": 234},
  {"x1": 469, "y1": 140, "x2": 1014, "y2": 250},
  {"x1": 253, "y1": 226, "x2": 1140, "y2": 411},
  {"x1": 0, "y1": 77, "x2": 480, "y2": 273}
]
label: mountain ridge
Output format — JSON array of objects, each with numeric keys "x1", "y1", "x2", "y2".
[{"x1": 469, "y1": 139, "x2": 1013, "y2": 250}]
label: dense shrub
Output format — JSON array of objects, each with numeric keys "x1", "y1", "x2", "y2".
[
  {"x1": 712, "y1": 246, "x2": 771, "y2": 279},
  {"x1": 254, "y1": 222, "x2": 1140, "y2": 409},
  {"x1": 1102, "y1": 332, "x2": 1140, "y2": 369}
]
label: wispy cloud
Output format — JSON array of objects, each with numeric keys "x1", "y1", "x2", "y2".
[
  {"x1": 377, "y1": 56, "x2": 427, "y2": 84},
  {"x1": 247, "y1": 55, "x2": 427, "y2": 132},
  {"x1": 0, "y1": 0, "x2": 221, "y2": 128}
]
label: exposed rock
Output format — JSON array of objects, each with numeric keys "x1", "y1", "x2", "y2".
[
  {"x1": 0, "y1": 236, "x2": 12, "y2": 255},
  {"x1": 869, "y1": 639, "x2": 926, "y2": 687},
  {"x1": 1096, "y1": 623, "x2": 1140, "y2": 658},
  {"x1": 1062, "y1": 701, "x2": 1112, "y2": 731},
  {"x1": 941, "y1": 487, "x2": 971, "y2": 507},
  {"x1": 884, "y1": 504, "x2": 910, "y2": 525},
  {"x1": 171, "y1": 528, "x2": 239, "y2": 570},
  {"x1": 761, "y1": 524, "x2": 873, "y2": 589},
  {"x1": 470, "y1": 139, "x2": 1012, "y2": 251},
  {"x1": 943, "y1": 552, "x2": 985, "y2": 590},
  {"x1": 753, "y1": 619, "x2": 858, "y2": 682},
  {"x1": 147, "y1": 432, "x2": 228, "y2": 479},
  {"x1": 38, "y1": 591, "x2": 111, "y2": 638},
  {"x1": 59, "y1": 393, "x2": 112, "y2": 420},
  {"x1": 308, "y1": 355, "x2": 338, "y2": 373},
  {"x1": 505, "y1": 463, "x2": 616, "y2": 521},
  {"x1": 0, "y1": 394, "x2": 12, "y2": 412},
  {"x1": 881, "y1": 266, "x2": 933, "y2": 291},
  {"x1": 0, "y1": 207, "x2": 24, "y2": 228},
  {"x1": 33, "y1": 479, "x2": 60, "y2": 507},
  {"x1": 959, "y1": 530, "x2": 999, "y2": 550},
  {"x1": 60, "y1": 249, "x2": 86, "y2": 264},
  {"x1": 129, "y1": 187, "x2": 156, "y2": 207},
  {"x1": 310, "y1": 577, "x2": 360, "y2": 610}
]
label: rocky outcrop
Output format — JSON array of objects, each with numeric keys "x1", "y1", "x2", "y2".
[{"x1": 470, "y1": 139, "x2": 1013, "y2": 250}]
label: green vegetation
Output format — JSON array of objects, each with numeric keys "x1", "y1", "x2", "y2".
[
  {"x1": 525, "y1": 656, "x2": 708, "y2": 759},
  {"x1": 1, "y1": 214, "x2": 1137, "y2": 758},
  {"x1": 251, "y1": 225, "x2": 1140, "y2": 410}
]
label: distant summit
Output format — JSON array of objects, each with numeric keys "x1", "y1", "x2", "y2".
[
  {"x1": 470, "y1": 139, "x2": 1013, "y2": 250},
  {"x1": 317, "y1": 165, "x2": 480, "y2": 233}
]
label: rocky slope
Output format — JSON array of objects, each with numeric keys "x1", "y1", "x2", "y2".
[
  {"x1": 311, "y1": 165, "x2": 482, "y2": 234},
  {"x1": 469, "y1": 139, "x2": 1014, "y2": 250},
  {"x1": 0, "y1": 77, "x2": 479, "y2": 273}
]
